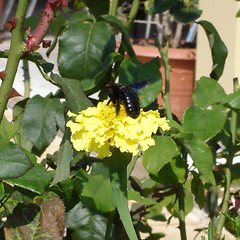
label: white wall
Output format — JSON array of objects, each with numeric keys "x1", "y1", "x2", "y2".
[{"x1": 196, "y1": 0, "x2": 240, "y2": 93}]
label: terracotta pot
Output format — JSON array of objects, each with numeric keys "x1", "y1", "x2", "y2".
[{"x1": 132, "y1": 45, "x2": 196, "y2": 120}]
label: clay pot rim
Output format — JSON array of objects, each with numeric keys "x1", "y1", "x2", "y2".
[{"x1": 132, "y1": 44, "x2": 196, "y2": 61}]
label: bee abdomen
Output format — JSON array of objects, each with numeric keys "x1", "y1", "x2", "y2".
[{"x1": 123, "y1": 91, "x2": 140, "y2": 118}]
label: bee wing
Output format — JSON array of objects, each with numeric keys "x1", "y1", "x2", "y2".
[{"x1": 130, "y1": 79, "x2": 152, "y2": 91}]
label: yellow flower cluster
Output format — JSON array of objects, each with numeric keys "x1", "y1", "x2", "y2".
[{"x1": 67, "y1": 100, "x2": 170, "y2": 159}]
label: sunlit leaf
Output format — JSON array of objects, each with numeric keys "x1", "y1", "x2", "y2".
[
  {"x1": 182, "y1": 104, "x2": 227, "y2": 141},
  {"x1": 74, "y1": 170, "x2": 116, "y2": 212},
  {"x1": 143, "y1": 136, "x2": 179, "y2": 175},
  {"x1": 23, "y1": 95, "x2": 60, "y2": 150},
  {"x1": 7, "y1": 165, "x2": 53, "y2": 194},
  {"x1": 52, "y1": 73, "x2": 92, "y2": 113},
  {"x1": 58, "y1": 21, "x2": 115, "y2": 80},
  {"x1": 128, "y1": 190, "x2": 157, "y2": 205},
  {"x1": 0, "y1": 116, "x2": 19, "y2": 141},
  {"x1": 221, "y1": 91, "x2": 240, "y2": 110},
  {"x1": 193, "y1": 77, "x2": 227, "y2": 108},
  {"x1": 51, "y1": 140, "x2": 73, "y2": 186}
]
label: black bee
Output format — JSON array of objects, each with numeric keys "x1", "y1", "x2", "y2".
[{"x1": 107, "y1": 80, "x2": 150, "y2": 119}]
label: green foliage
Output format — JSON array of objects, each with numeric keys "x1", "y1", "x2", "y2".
[
  {"x1": 66, "y1": 202, "x2": 109, "y2": 240},
  {"x1": 0, "y1": 0, "x2": 239, "y2": 239},
  {"x1": 197, "y1": 20, "x2": 228, "y2": 80},
  {"x1": 142, "y1": 135, "x2": 179, "y2": 175},
  {"x1": 58, "y1": 18, "x2": 115, "y2": 80},
  {"x1": 170, "y1": 2, "x2": 202, "y2": 23}
]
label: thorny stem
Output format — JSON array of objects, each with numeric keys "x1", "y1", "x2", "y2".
[
  {"x1": 155, "y1": 37, "x2": 172, "y2": 120},
  {"x1": 24, "y1": 0, "x2": 67, "y2": 53},
  {"x1": 215, "y1": 78, "x2": 239, "y2": 238},
  {"x1": 22, "y1": 60, "x2": 31, "y2": 98},
  {"x1": 177, "y1": 183, "x2": 187, "y2": 240},
  {"x1": 0, "y1": 0, "x2": 28, "y2": 123},
  {"x1": 0, "y1": 0, "x2": 67, "y2": 123}
]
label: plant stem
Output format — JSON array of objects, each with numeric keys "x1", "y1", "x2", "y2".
[
  {"x1": 0, "y1": 0, "x2": 28, "y2": 123},
  {"x1": 109, "y1": 0, "x2": 119, "y2": 17},
  {"x1": 215, "y1": 78, "x2": 239, "y2": 238},
  {"x1": 177, "y1": 183, "x2": 187, "y2": 240},
  {"x1": 215, "y1": 167, "x2": 231, "y2": 238},
  {"x1": 155, "y1": 37, "x2": 172, "y2": 120},
  {"x1": 22, "y1": 60, "x2": 31, "y2": 98},
  {"x1": 127, "y1": 152, "x2": 140, "y2": 180},
  {"x1": 128, "y1": 0, "x2": 140, "y2": 31}
]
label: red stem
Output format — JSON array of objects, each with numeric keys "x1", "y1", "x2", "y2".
[{"x1": 23, "y1": 0, "x2": 68, "y2": 53}]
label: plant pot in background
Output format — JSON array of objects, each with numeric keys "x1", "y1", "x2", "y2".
[{"x1": 132, "y1": 45, "x2": 196, "y2": 121}]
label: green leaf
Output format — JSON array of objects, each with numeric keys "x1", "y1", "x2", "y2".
[
  {"x1": 59, "y1": 179, "x2": 80, "y2": 211},
  {"x1": 182, "y1": 104, "x2": 227, "y2": 141},
  {"x1": 24, "y1": 16, "x2": 39, "y2": 32},
  {"x1": 170, "y1": 2, "x2": 202, "y2": 23},
  {"x1": 6, "y1": 165, "x2": 53, "y2": 194},
  {"x1": 142, "y1": 136, "x2": 179, "y2": 175},
  {"x1": 74, "y1": 170, "x2": 116, "y2": 212},
  {"x1": 0, "y1": 50, "x2": 54, "y2": 74},
  {"x1": 208, "y1": 222, "x2": 214, "y2": 240},
  {"x1": 150, "y1": 156, "x2": 186, "y2": 185},
  {"x1": 51, "y1": 140, "x2": 73, "y2": 186},
  {"x1": 0, "y1": 181, "x2": 5, "y2": 199},
  {"x1": 221, "y1": 91, "x2": 240, "y2": 110},
  {"x1": 82, "y1": 52, "x2": 123, "y2": 94},
  {"x1": 104, "y1": 148, "x2": 138, "y2": 240},
  {"x1": 69, "y1": 11, "x2": 94, "y2": 23},
  {"x1": 193, "y1": 77, "x2": 227, "y2": 108},
  {"x1": 0, "y1": 116, "x2": 19, "y2": 141},
  {"x1": 25, "y1": 52, "x2": 54, "y2": 73},
  {"x1": 58, "y1": 21, "x2": 115, "y2": 80},
  {"x1": 119, "y1": 58, "x2": 162, "y2": 107},
  {"x1": 182, "y1": 137, "x2": 215, "y2": 184},
  {"x1": 100, "y1": 15, "x2": 136, "y2": 58},
  {"x1": 23, "y1": 95, "x2": 59, "y2": 150},
  {"x1": 236, "y1": 9, "x2": 240, "y2": 18},
  {"x1": 144, "y1": 204, "x2": 166, "y2": 222},
  {"x1": 191, "y1": 171, "x2": 205, "y2": 209},
  {"x1": 4, "y1": 192, "x2": 65, "y2": 240},
  {"x1": 231, "y1": 163, "x2": 240, "y2": 185},
  {"x1": 0, "y1": 142, "x2": 32, "y2": 179},
  {"x1": 84, "y1": 0, "x2": 109, "y2": 16},
  {"x1": 51, "y1": 73, "x2": 92, "y2": 113},
  {"x1": 197, "y1": 20, "x2": 228, "y2": 80},
  {"x1": 153, "y1": 0, "x2": 178, "y2": 14},
  {"x1": 54, "y1": 101, "x2": 66, "y2": 133},
  {"x1": 50, "y1": 11, "x2": 67, "y2": 34},
  {"x1": 66, "y1": 202, "x2": 108, "y2": 240},
  {"x1": 12, "y1": 99, "x2": 34, "y2": 152},
  {"x1": 128, "y1": 190, "x2": 157, "y2": 205}
]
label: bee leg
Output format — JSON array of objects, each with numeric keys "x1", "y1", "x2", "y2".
[
  {"x1": 115, "y1": 103, "x2": 120, "y2": 116},
  {"x1": 107, "y1": 98, "x2": 111, "y2": 105}
]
